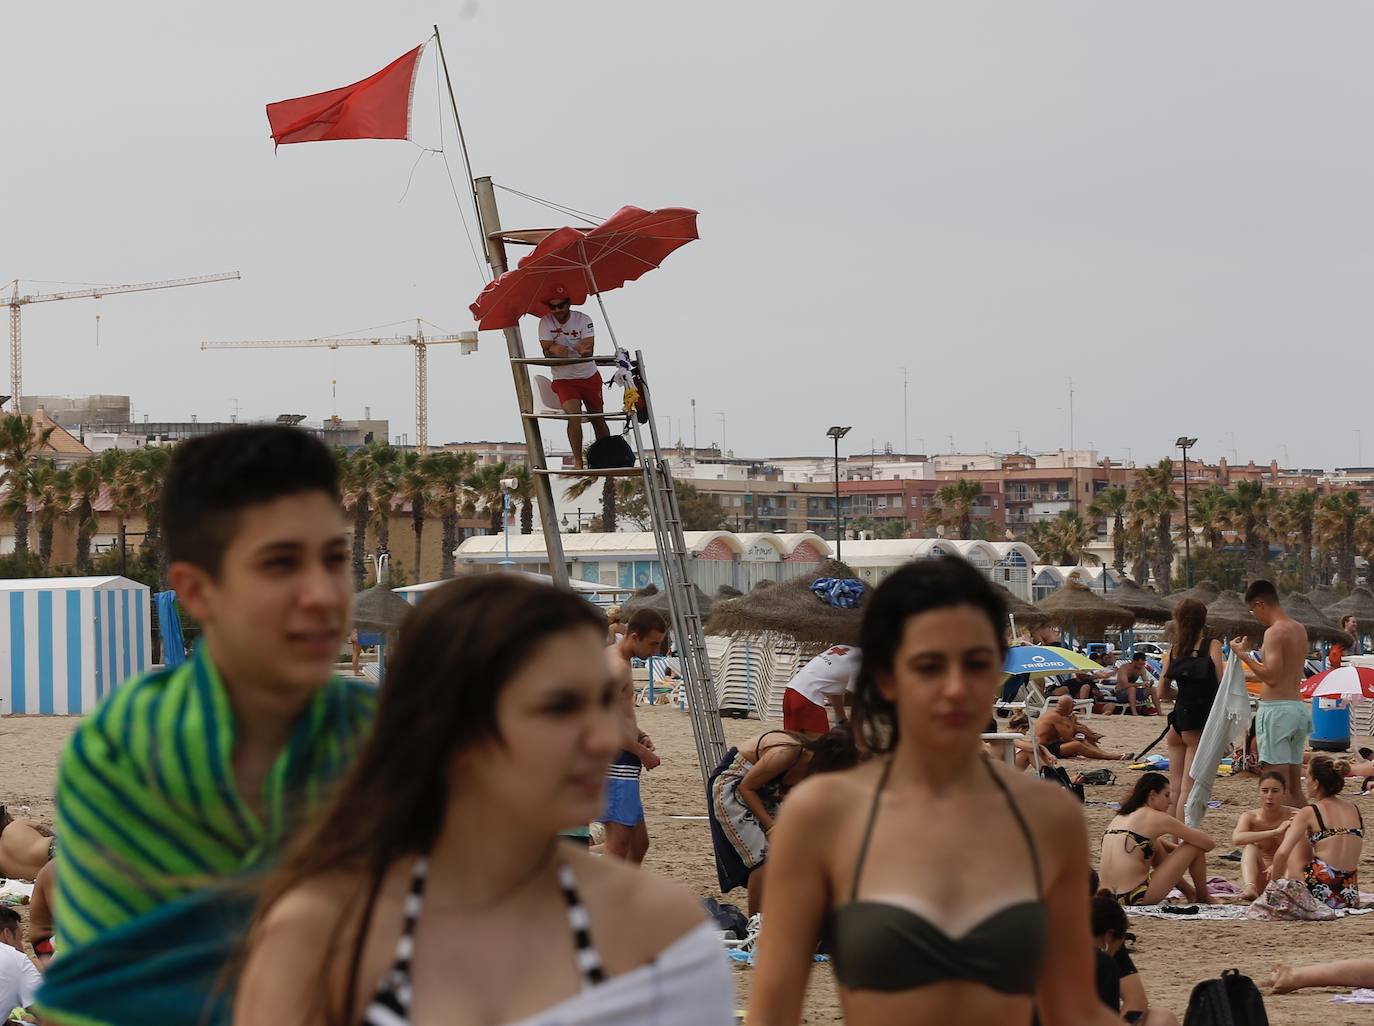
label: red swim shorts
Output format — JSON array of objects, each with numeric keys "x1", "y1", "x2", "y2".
[
  {"x1": 551, "y1": 374, "x2": 604, "y2": 411},
  {"x1": 782, "y1": 688, "x2": 831, "y2": 734}
]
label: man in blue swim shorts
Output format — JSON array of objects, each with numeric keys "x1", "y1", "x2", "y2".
[
  {"x1": 1231, "y1": 580, "x2": 1311, "y2": 801},
  {"x1": 602, "y1": 608, "x2": 667, "y2": 863}
]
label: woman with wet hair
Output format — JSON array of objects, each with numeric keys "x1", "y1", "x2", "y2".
[
  {"x1": 1272, "y1": 754, "x2": 1364, "y2": 910},
  {"x1": 1098, "y1": 773, "x2": 1215, "y2": 907},
  {"x1": 748, "y1": 557, "x2": 1118, "y2": 1026},
  {"x1": 234, "y1": 574, "x2": 733, "y2": 1026}
]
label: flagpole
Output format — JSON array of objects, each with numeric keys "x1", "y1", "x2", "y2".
[{"x1": 432, "y1": 24, "x2": 487, "y2": 262}]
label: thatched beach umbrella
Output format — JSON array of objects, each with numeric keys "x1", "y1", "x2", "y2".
[
  {"x1": 715, "y1": 584, "x2": 744, "y2": 599},
  {"x1": 1111, "y1": 579, "x2": 1174, "y2": 624},
  {"x1": 1204, "y1": 591, "x2": 1263, "y2": 640},
  {"x1": 352, "y1": 585, "x2": 413, "y2": 632},
  {"x1": 623, "y1": 581, "x2": 716, "y2": 619},
  {"x1": 1324, "y1": 587, "x2": 1374, "y2": 626},
  {"x1": 1169, "y1": 579, "x2": 1221, "y2": 607},
  {"x1": 993, "y1": 584, "x2": 1050, "y2": 631},
  {"x1": 1034, "y1": 582, "x2": 1135, "y2": 637},
  {"x1": 705, "y1": 559, "x2": 865, "y2": 645},
  {"x1": 1282, "y1": 593, "x2": 1354, "y2": 647},
  {"x1": 1305, "y1": 584, "x2": 1343, "y2": 610}
]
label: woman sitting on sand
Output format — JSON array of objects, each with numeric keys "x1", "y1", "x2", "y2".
[
  {"x1": 1099, "y1": 773, "x2": 1216, "y2": 907},
  {"x1": 708, "y1": 726, "x2": 860, "y2": 915},
  {"x1": 1156, "y1": 598, "x2": 1224, "y2": 821},
  {"x1": 1231, "y1": 771, "x2": 1298, "y2": 900},
  {"x1": 999, "y1": 710, "x2": 1060, "y2": 772},
  {"x1": 1271, "y1": 754, "x2": 1364, "y2": 910},
  {"x1": 747, "y1": 557, "x2": 1121, "y2": 1026},
  {"x1": 235, "y1": 575, "x2": 734, "y2": 1026},
  {"x1": 1091, "y1": 891, "x2": 1178, "y2": 1025}
]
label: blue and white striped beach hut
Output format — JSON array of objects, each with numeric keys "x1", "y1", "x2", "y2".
[{"x1": 0, "y1": 576, "x2": 151, "y2": 715}]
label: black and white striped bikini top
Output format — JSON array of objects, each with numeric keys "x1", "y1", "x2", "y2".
[{"x1": 362, "y1": 855, "x2": 606, "y2": 1025}]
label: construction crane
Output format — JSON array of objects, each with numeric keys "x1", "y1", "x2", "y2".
[
  {"x1": 5, "y1": 272, "x2": 240, "y2": 412},
  {"x1": 202, "y1": 319, "x2": 478, "y2": 454}
]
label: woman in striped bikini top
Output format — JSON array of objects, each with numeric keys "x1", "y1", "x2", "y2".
[{"x1": 234, "y1": 574, "x2": 734, "y2": 1026}]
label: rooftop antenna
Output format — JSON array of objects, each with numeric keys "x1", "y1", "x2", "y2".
[
  {"x1": 901, "y1": 366, "x2": 909, "y2": 454},
  {"x1": 692, "y1": 398, "x2": 698, "y2": 453},
  {"x1": 1068, "y1": 377, "x2": 1075, "y2": 453},
  {"x1": 1229, "y1": 431, "x2": 1238, "y2": 462}
]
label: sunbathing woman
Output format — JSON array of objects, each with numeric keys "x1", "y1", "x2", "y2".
[
  {"x1": 748, "y1": 557, "x2": 1119, "y2": 1026},
  {"x1": 1271, "y1": 754, "x2": 1363, "y2": 910},
  {"x1": 235, "y1": 574, "x2": 733, "y2": 1026},
  {"x1": 1098, "y1": 773, "x2": 1215, "y2": 906},
  {"x1": 708, "y1": 726, "x2": 859, "y2": 915},
  {"x1": 1231, "y1": 771, "x2": 1298, "y2": 900}
]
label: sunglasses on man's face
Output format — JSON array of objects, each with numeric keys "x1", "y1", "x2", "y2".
[{"x1": 549, "y1": 300, "x2": 570, "y2": 310}]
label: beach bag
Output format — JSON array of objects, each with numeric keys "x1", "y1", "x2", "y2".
[
  {"x1": 1182, "y1": 969, "x2": 1269, "y2": 1025},
  {"x1": 587, "y1": 434, "x2": 635, "y2": 470},
  {"x1": 1077, "y1": 769, "x2": 1117, "y2": 787},
  {"x1": 700, "y1": 897, "x2": 750, "y2": 940},
  {"x1": 1040, "y1": 765, "x2": 1085, "y2": 802},
  {"x1": 1245, "y1": 878, "x2": 1337, "y2": 922},
  {"x1": 810, "y1": 578, "x2": 865, "y2": 609}
]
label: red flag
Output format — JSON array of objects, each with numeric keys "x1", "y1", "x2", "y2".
[{"x1": 266, "y1": 45, "x2": 424, "y2": 147}]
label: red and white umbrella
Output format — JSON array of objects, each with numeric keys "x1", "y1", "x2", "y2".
[{"x1": 1300, "y1": 665, "x2": 1374, "y2": 701}]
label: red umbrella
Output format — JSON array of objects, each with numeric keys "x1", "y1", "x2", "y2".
[
  {"x1": 469, "y1": 205, "x2": 699, "y2": 330},
  {"x1": 1300, "y1": 665, "x2": 1374, "y2": 701}
]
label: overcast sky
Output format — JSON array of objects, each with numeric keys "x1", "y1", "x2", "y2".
[{"x1": 6, "y1": 2, "x2": 1374, "y2": 469}]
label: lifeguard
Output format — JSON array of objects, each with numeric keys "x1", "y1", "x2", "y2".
[{"x1": 538, "y1": 286, "x2": 609, "y2": 467}]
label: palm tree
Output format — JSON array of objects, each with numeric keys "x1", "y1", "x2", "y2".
[
  {"x1": 467, "y1": 463, "x2": 511, "y2": 535},
  {"x1": 423, "y1": 451, "x2": 475, "y2": 579},
  {"x1": 1320, "y1": 491, "x2": 1364, "y2": 588},
  {"x1": 1086, "y1": 485, "x2": 1129, "y2": 574},
  {"x1": 59, "y1": 461, "x2": 101, "y2": 574},
  {"x1": 0, "y1": 413, "x2": 54, "y2": 556},
  {"x1": 395, "y1": 452, "x2": 432, "y2": 585},
  {"x1": 368, "y1": 445, "x2": 401, "y2": 561},
  {"x1": 30, "y1": 460, "x2": 63, "y2": 569},
  {"x1": 1027, "y1": 511, "x2": 1099, "y2": 566},
  {"x1": 927, "y1": 478, "x2": 983, "y2": 538},
  {"x1": 1281, "y1": 488, "x2": 1319, "y2": 590},
  {"x1": 1190, "y1": 485, "x2": 1232, "y2": 551},
  {"x1": 1131, "y1": 460, "x2": 1179, "y2": 591},
  {"x1": 130, "y1": 447, "x2": 173, "y2": 584},
  {"x1": 338, "y1": 448, "x2": 378, "y2": 589},
  {"x1": 508, "y1": 465, "x2": 535, "y2": 534},
  {"x1": 97, "y1": 449, "x2": 141, "y2": 547},
  {"x1": 1226, "y1": 480, "x2": 1273, "y2": 578}
]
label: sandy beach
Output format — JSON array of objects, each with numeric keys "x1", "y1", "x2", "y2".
[{"x1": 7, "y1": 707, "x2": 1374, "y2": 1023}]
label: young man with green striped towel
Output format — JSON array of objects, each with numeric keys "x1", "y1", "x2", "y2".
[{"x1": 38, "y1": 426, "x2": 376, "y2": 1026}]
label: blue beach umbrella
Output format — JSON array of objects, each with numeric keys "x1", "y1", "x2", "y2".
[{"x1": 1003, "y1": 645, "x2": 1102, "y2": 678}]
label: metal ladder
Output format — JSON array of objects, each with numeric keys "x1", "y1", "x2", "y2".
[{"x1": 512, "y1": 350, "x2": 727, "y2": 790}]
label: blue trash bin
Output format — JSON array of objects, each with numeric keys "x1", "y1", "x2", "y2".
[{"x1": 1310, "y1": 696, "x2": 1351, "y2": 753}]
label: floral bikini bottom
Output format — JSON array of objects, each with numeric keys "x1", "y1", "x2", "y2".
[{"x1": 1304, "y1": 857, "x2": 1360, "y2": 910}]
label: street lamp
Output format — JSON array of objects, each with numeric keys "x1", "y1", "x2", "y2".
[
  {"x1": 500, "y1": 476, "x2": 519, "y2": 566},
  {"x1": 1176, "y1": 436, "x2": 1198, "y2": 587},
  {"x1": 827, "y1": 426, "x2": 852, "y2": 560}
]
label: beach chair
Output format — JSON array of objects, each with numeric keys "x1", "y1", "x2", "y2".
[{"x1": 532, "y1": 374, "x2": 564, "y2": 416}]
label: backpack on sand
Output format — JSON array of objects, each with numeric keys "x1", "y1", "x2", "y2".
[
  {"x1": 1039, "y1": 765, "x2": 1085, "y2": 803},
  {"x1": 1182, "y1": 969, "x2": 1268, "y2": 1026}
]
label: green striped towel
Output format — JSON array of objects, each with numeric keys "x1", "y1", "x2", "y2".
[{"x1": 40, "y1": 642, "x2": 375, "y2": 1025}]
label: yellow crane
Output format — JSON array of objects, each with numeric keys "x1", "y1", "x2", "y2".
[
  {"x1": 5, "y1": 272, "x2": 240, "y2": 412},
  {"x1": 202, "y1": 319, "x2": 478, "y2": 454}
]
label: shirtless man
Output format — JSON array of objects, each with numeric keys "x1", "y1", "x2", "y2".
[
  {"x1": 1035, "y1": 695, "x2": 1127, "y2": 760},
  {"x1": 0, "y1": 807, "x2": 52, "y2": 882},
  {"x1": 1232, "y1": 771, "x2": 1299, "y2": 899},
  {"x1": 601, "y1": 608, "x2": 666, "y2": 864},
  {"x1": 1115, "y1": 652, "x2": 1157, "y2": 716},
  {"x1": 1231, "y1": 580, "x2": 1310, "y2": 801}
]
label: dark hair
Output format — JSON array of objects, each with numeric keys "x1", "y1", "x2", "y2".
[
  {"x1": 162, "y1": 426, "x2": 340, "y2": 575},
  {"x1": 1343, "y1": 615, "x2": 1358, "y2": 630},
  {"x1": 804, "y1": 724, "x2": 862, "y2": 776},
  {"x1": 0, "y1": 906, "x2": 18, "y2": 933},
  {"x1": 1091, "y1": 891, "x2": 1128, "y2": 940},
  {"x1": 1244, "y1": 579, "x2": 1279, "y2": 605},
  {"x1": 1260, "y1": 769, "x2": 1288, "y2": 788},
  {"x1": 625, "y1": 608, "x2": 667, "y2": 639},
  {"x1": 1119, "y1": 771, "x2": 1169, "y2": 815},
  {"x1": 852, "y1": 557, "x2": 1008, "y2": 754},
  {"x1": 249, "y1": 573, "x2": 606, "y2": 1025},
  {"x1": 1131, "y1": 650, "x2": 1146, "y2": 661},
  {"x1": 1171, "y1": 598, "x2": 1208, "y2": 660},
  {"x1": 1088, "y1": 868, "x2": 1100, "y2": 894},
  {"x1": 1309, "y1": 755, "x2": 1350, "y2": 797}
]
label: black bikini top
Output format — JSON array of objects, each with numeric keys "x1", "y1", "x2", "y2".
[{"x1": 824, "y1": 758, "x2": 1047, "y2": 996}]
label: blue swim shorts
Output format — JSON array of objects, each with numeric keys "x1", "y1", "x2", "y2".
[
  {"x1": 1256, "y1": 699, "x2": 1311, "y2": 766},
  {"x1": 601, "y1": 775, "x2": 644, "y2": 826}
]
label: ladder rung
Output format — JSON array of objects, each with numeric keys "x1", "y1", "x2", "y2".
[
  {"x1": 510, "y1": 356, "x2": 620, "y2": 367},
  {"x1": 521, "y1": 412, "x2": 633, "y2": 421},
  {"x1": 532, "y1": 467, "x2": 641, "y2": 478}
]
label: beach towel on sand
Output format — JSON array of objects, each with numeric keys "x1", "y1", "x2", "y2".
[{"x1": 39, "y1": 643, "x2": 376, "y2": 1026}]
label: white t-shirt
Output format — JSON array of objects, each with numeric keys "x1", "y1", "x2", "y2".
[
  {"x1": 0, "y1": 942, "x2": 41, "y2": 1015},
  {"x1": 787, "y1": 645, "x2": 862, "y2": 705},
  {"x1": 538, "y1": 311, "x2": 598, "y2": 380}
]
